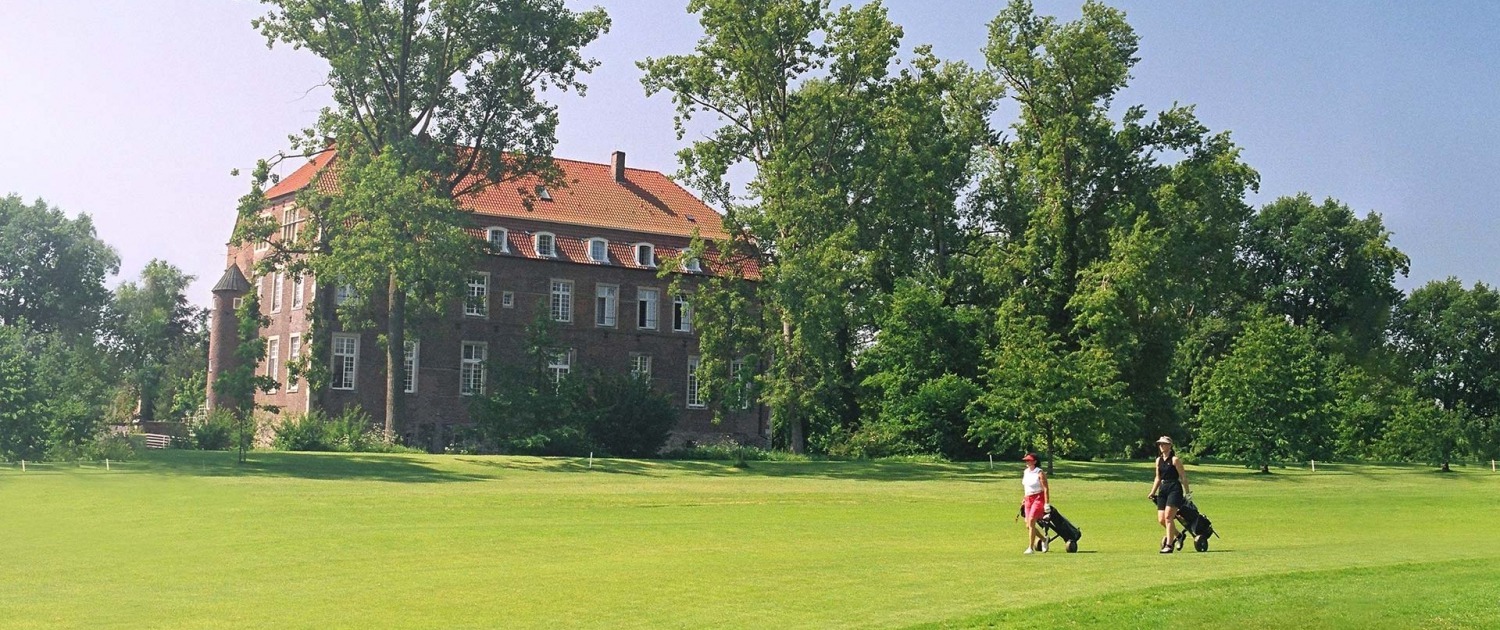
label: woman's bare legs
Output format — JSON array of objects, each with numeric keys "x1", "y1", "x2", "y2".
[{"x1": 1160, "y1": 506, "x2": 1179, "y2": 550}]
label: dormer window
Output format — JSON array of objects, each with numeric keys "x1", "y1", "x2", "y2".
[
  {"x1": 634, "y1": 243, "x2": 656, "y2": 268},
  {"x1": 536, "y1": 185, "x2": 553, "y2": 201},
  {"x1": 535, "y1": 232, "x2": 556, "y2": 258},
  {"x1": 588, "y1": 238, "x2": 609, "y2": 263},
  {"x1": 682, "y1": 256, "x2": 702, "y2": 273},
  {"x1": 486, "y1": 227, "x2": 509, "y2": 253}
]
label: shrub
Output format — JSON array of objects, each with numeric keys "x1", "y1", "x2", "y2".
[
  {"x1": 583, "y1": 372, "x2": 680, "y2": 458},
  {"x1": 273, "y1": 411, "x2": 336, "y2": 451},
  {"x1": 88, "y1": 433, "x2": 139, "y2": 461},
  {"x1": 193, "y1": 409, "x2": 236, "y2": 451},
  {"x1": 272, "y1": 407, "x2": 391, "y2": 453}
]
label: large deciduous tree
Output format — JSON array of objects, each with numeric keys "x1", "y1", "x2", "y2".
[
  {"x1": 640, "y1": 0, "x2": 990, "y2": 452},
  {"x1": 1393, "y1": 278, "x2": 1500, "y2": 462},
  {"x1": 0, "y1": 194, "x2": 120, "y2": 335},
  {"x1": 109, "y1": 260, "x2": 202, "y2": 423},
  {"x1": 236, "y1": 0, "x2": 609, "y2": 441}
]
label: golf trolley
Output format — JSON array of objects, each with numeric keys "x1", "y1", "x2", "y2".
[
  {"x1": 1019, "y1": 504, "x2": 1082, "y2": 553},
  {"x1": 1164, "y1": 498, "x2": 1220, "y2": 552}
]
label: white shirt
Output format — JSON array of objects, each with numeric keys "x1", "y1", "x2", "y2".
[{"x1": 1022, "y1": 466, "x2": 1044, "y2": 496}]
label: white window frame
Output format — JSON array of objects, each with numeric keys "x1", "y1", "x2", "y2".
[
  {"x1": 534, "y1": 232, "x2": 557, "y2": 258},
  {"x1": 631, "y1": 354, "x2": 652, "y2": 381},
  {"x1": 548, "y1": 349, "x2": 571, "y2": 384},
  {"x1": 403, "y1": 340, "x2": 419, "y2": 394},
  {"x1": 588, "y1": 237, "x2": 609, "y2": 263},
  {"x1": 487, "y1": 227, "x2": 509, "y2": 253},
  {"x1": 681, "y1": 256, "x2": 702, "y2": 273},
  {"x1": 686, "y1": 355, "x2": 705, "y2": 408},
  {"x1": 287, "y1": 334, "x2": 302, "y2": 393},
  {"x1": 501, "y1": 291, "x2": 515, "y2": 309},
  {"x1": 332, "y1": 333, "x2": 359, "y2": 391},
  {"x1": 232, "y1": 297, "x2": 244, "y2": 310},
  {"x1": 595, "y1": 284, "x2": 618, "y2": 328},
  {"x1": 550, "y1": 279, "x2": 573, "y2": 323},
  {"x1": 731, "y1": 358, "x2": 749, "y2": 410},
  {"x1": 634, "y1": 243, "x2": 656, "y2": 268},
  {"x1": 291, "y1": 274, "x2": 305, "y2": 310},
  {"x1": 266, "y1": 336, "x2": 281, "y2": 393},
  {"x1": 335, "y1": 283, "x2": 355, "y2": 306},
  {"x1": 270, "y1": 273, "x2": 284, "y2": 313},
  {"x1": 465, "y1": 272, "x2": 490, "y2": 318},
  {"x1": 673, "y1": 294, "x2": 692, "y2": 333},
  {"x1": 637, "y1": 288, "x2": 659, "y2": 330},
  {"x1": 460, "y1": 341, "x2": 487, "y2": 396},
  {"x1": 281, "y1": 207, "x2": 300, "y2": 244}
]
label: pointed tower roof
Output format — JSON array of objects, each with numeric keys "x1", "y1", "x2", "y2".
[{"x1": 212, "y1": 264, "x2": 251, "y2": 293}]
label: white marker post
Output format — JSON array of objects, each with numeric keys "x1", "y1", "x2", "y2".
[
  {"x1": 1492, "y1": 460, "x2": 1496, "y2": 472},
  {"x1": 20, "y1": 460, "x2": 25, "y2": 472},
  {"x1": 1311, "y1": 460, "x2": 1316, "y2": 472},
  {"x1": 989, "y1": 454, "x2": 994, "y2": 471},
  {"x1": 106, "y1": 459, "x2": 110, "y2": 471},
  {"x1": 588, "y1": 452, "x2": 593, "y2": 469}
]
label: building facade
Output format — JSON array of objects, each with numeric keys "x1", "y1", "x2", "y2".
[{"x1": 207, "y1": 150, "x2": 764, "y2": 450}]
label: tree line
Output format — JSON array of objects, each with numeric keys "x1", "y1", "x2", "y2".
[
  {"x1": 0, "y1": 194, "x2": 204, "y2": 461},
  {"x1": 643, "y1": 0, "x2": 1500, "y2": 470}
]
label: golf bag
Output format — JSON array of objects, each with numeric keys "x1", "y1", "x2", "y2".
[
  {"x1": 1172, "y1": 499, "x2": 1219, "y2": 552},
  {"x1": 1019, "y1": 503, "x2": 1082, "y2": 553}
]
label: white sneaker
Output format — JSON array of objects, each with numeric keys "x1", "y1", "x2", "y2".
[{"x1": 1024, "y1": 547, "x2": 1034, "y2": 555}]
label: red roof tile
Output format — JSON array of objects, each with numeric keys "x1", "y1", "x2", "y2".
[{"x1": 265, "y1": 151, "x2": 731, "y2": 241}]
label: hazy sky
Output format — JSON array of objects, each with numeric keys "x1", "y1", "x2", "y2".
[{"x1": 3, "y1": 1, "x2": 1497, "y2": 307}]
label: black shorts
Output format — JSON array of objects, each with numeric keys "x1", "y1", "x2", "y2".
[{"x1": 1155, "y1": 482, "x2": 1184, "y2": 510}]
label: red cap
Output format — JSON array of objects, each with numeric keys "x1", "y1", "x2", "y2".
[{"x1": 1022, "y1": 453, "x2": 1037, "y2": 462}]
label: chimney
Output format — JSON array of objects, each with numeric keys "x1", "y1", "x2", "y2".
[{"x1": 611, "y1": 151, "x2": 626, "y2": 183}]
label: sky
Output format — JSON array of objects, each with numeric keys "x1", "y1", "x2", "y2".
[{"x1": 2, "y1": 1, "x2": 1497, "y2": 307}]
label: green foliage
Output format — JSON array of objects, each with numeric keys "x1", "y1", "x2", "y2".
[
  {"x1": 0, "y1": 324, "x2": 116, "y2": 461},
  {"x1": 272, "y1": 407, "x2": 390, "y2": 453},
  {"x1": 582, "y1": 372, "x2": 682, "y2": 459},
  {"x1": 1393, "y1": 278, "x2": 1500, "y2": 460},
  {"x1": 1377, "y1": 392, "x2": 1465, "y2": 471},
  {"x1": 1193, "y1": 313, "x2": 1338, "y2": 471},
  {"x1": 192, "y1": 409, "x2": 237, "y2": 451},
  {"x1": 107, "y1": 259, "x2": 204, "y2": 422},
  {"x1": 0, "y1": 194, "x2": 120, "y2": 335}
]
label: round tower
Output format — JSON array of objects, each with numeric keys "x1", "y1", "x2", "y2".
[{"x1": 206, "y1": 264, "x2": 250, "y2": 412}]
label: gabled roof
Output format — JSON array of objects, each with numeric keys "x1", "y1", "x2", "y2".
[{"x1": 264, "y1": 150, "x2": 731, "y2": 241}]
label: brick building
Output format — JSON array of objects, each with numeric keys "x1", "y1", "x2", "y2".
[{"x1": 206, "y1": 150, "x2": 765, "y2": 450}]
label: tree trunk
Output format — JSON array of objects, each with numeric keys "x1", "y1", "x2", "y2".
[
  {"x1": 384, "y1": 273, "x2": 405, "y2": 443},
  {"x1": 782, "y1": 317, "x2": 805, "y2": 454},
  {"x1": 1441, "y1": 461, "x2": 1451, "y2": 473},
  {"x1": 1260, "y1": 463, "x2": 1270, "y2": 474}
]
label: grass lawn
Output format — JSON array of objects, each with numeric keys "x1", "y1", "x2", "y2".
[{"x1": 2, "y1": 451, "x2": 1497, "y2": 629}]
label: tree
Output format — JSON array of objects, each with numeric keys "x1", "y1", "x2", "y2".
[
  {"x1": 1393, "y1": 278, "x2": 1500, "y2": 461},
  {"x1": 108, "y1": 260, "x2": 202, "y2": 423},
  {"x1": 640, "y1": 0, "x2": 991, "y2": 452},
  {"x1": 1379, "y1": 391, "x2": 1465, "y2": 472},
  {"x1": 238, "y1": 0, "x2": 610, "y2": 441},
  {"x1": 973, "y1": 0, "x2": 1260, "y2": 454},
  {"x1": 0, "y1": 194, "x2": 119, "y2": 335},
  {"x1": 1243, "y1": 194, "x2": 1409, "y2": 361},
  {"x1": 969, "y1": 302, "x2": 1133, "y2": 471},
  {"x1": 1193, "y1": 313, "x2": 1337, "y2": 472}
]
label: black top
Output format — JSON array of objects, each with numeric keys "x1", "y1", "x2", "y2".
[{"x1": 1157, "y1": 455, "x2": 1180, "y2": 483}]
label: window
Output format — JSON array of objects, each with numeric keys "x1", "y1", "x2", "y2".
[
  {"x1": 335, "y1": 283, "x2": 355, "y2": 306},
  {"x1": 682, "y1": 256, "x2": 702, "y2": 272},
  {"x1": 287, "y1": 334, "x2": 302, "y2": 393},
  {"x1": 550, "y1": 279, "x2": 573, "y2": 323},
  {"x1": 548, "y1": 349, "x2": 571, "y2": 384},
  {"x1": 403, "y1": 340, "x2": 419, "y2": 394},
  {"x1": 460, "y1": 341, "x2": 487, "y2": 396},
  {"x1": 686, "y1": 355, "x2": 705, "y2": 408},
  {"x1": 673, "y1": 294, "x2": 692, "y2": 332},
  {"x1": 465, "y1": 273, "x2": 489, "y2": 317},
  {"x1": 535, "y1": 232, "x2": 556, "y2": 258},
  {"x1": 501, "y1": 291, "x2": 514, "y2": 308},
  {"x1": 281, "y1": 208, "x2": 300, "y2": 243},
  {"x1": 631, "y1": 354, "x2": 652, "y2": 381},
  {"x1": 595, "y1": 284, "x2": 618, "y2": 327},
  {"x1": 232, "y1": 297, "x2": 244, "y2": 310},
  {"x1": 588, "y1": 238, "x2": 609, "y2": 263},
  {"x1": 266, "y1": 336, "x2": 281, "y2": 392},
  {"x1": 731, "y1": 358, "x2": 749, "y2": 409},
  {"x1": 637, "y1": 288, "x2": 659, "y2": 330},
  {"x1": 536, "y1": 185, "x2": 553, "y2": 201},
  {"x1": 634, "y1": 243, "x2": 656, "y2": 268},
  {"x1": 487, "y1": 227, "x2": 509, "y2": 253},
  {"x1": 291, "y1": 274, "x2": 305, "y2": 310},
  {"x1": 271, "y1": 273, "x2": 284, "y2": 313},
  {"x1": 332, "y1": 334, "x2": 358, "y2": 390}
]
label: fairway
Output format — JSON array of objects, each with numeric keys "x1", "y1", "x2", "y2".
[{"x1": 3, "y1": 453, "x2": 1498, "y2": 629}]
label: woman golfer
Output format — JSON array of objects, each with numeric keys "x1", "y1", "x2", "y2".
[
  {"x1": 1020, "y1": 453, "x2": 1050, "y2": 554},
  {"x1": 1148, "y1": 436, "x2": 1191, "y2": 554}
]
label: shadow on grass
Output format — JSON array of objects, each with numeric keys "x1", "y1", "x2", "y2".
[
  {"x1": 458, "y1": 455, "x2": 1004, "y2": 482},
  {"x1": 137, "y1": 450, "x2": 489, "y2": 483}
]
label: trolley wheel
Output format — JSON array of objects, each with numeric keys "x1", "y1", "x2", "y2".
[
  {"x1": 1194, "y1": 537, "x2": 1209, "y2": 552},
  {"x1": 1034, "y1": 539, "x2": 1046, "y2": 552},
  {"x1": 1066, "y1": 540, "x2": 1078, "y2": 553}
]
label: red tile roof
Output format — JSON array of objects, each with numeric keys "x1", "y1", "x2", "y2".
[{"x1": 264, "y1": 150, "x2": 731, "y2": 241}]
